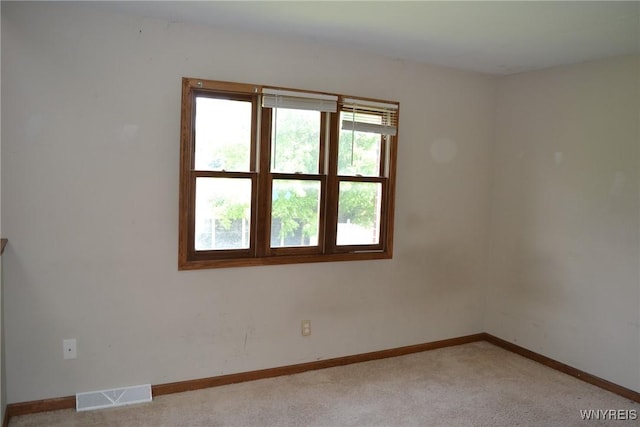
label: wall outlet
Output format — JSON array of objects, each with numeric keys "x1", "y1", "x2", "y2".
[
  {"x1": 63, "y1": 339, "x2": 77, "y2": 360},
  {"x1": 301, "y1": 320, "x2": 311, "y2": 336}
]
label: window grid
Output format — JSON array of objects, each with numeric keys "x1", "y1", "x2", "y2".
[{"x1": 179, "y1": 78, "x2": 398, "y2": 270}]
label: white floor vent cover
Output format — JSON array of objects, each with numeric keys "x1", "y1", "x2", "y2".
[{"x1": 76, "y1": 384, "x2": 152, "y2": 411}]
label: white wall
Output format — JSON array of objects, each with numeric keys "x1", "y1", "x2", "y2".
[
  {"x1": 1, "y1": 3, "x2": 494, "y2": 403},
  {"x1": 486, "y1": 55, "x2": 640, "y2": 391}
]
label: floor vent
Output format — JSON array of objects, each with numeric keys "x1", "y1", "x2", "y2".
[{"x1": 76, "y1": 384, "x2": 152, "y2": 411}]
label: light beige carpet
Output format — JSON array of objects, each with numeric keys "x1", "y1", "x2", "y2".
[{"x1": 10, "y1": 342, "x2": 640, "y2": 426}]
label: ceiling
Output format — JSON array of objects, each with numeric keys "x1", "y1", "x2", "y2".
[{"x1": 96, "y1": 1, "x2": 639, "y2": 75}]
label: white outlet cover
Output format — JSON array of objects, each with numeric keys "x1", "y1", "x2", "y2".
[
  {"x1": 302, "y1": 320, "x2": 311, "y2": 336},
  {"x1": 63, "y1": 339, "x2": 77, "y2": 359}
]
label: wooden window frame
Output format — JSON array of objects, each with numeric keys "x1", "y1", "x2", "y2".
[{"x1": 178, "y1": 77, "x2": 399, "y2": 270}]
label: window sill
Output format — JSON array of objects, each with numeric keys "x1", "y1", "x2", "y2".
[{"x1": 178, "y1": 251, "x2": 392, "y2": 270}]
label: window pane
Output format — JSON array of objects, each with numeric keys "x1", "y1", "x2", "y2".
[
  {"x1": 195, "y1": 97, "x2": 252, "y2": 171},
  {"x1": 339, "y1": 112, "x2": 382, "y2": 176},
  {"x1": 271, "y1": 180, "x2": 321, "y2": 247},
  {"x1": 271, "y1": 109, "x2": 320, "y2": 174},
  {"x1": 195, "y1": 178, "x2": 251, "y2": 250},
  {"x1": 337, "y1": 181, "x2": 382, "y2": 246}
]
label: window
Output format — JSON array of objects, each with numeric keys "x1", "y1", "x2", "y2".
[{"x1": 179, "y1": 78, "x2": 399, "y2": 269}]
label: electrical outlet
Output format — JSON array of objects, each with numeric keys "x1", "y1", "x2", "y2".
[
  {"x1": 63, "y1": 339, "x2": 77, "y2": 360},
  {"x1": 301, "y1": 320, "x2": 311, "y2": 336}
]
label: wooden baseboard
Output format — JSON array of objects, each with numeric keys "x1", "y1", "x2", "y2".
[
  {"x1": 153, "y1": 333, "x2": 484, "y2": 396},
  {"x1": 5, "y1": 331, "x2": 639, "y2": 422},
  {"x1": 6, "y1": 395, "x2": 75, "y2": 418},
  {"x1": 483, "y1": 333, "x2": 640, "y2": 403}
]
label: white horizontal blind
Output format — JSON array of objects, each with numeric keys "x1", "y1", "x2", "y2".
[
  {"x1": 341, "y1": 98, "x2": 398, "y2": 136},
  {"x1": 262, "y1": 88, "x2": 338, "y2": 112}
]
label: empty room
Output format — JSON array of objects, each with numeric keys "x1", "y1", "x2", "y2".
[{"x1": 1, "y1": 1, "x2": 639, "y2": 425}]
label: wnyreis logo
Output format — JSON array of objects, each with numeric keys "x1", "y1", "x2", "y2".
[{"x1": 580, "y1": 409, "x2": 638, "y2": 421}]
